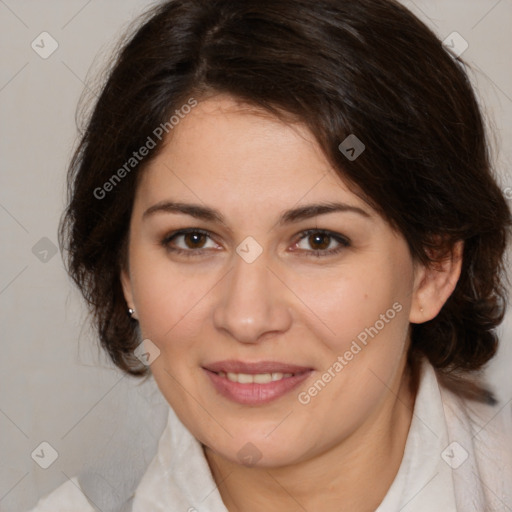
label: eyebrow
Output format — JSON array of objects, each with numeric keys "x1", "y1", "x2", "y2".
[{"x1": 142, "y1": 200, "x2": 370, "y2": 226}]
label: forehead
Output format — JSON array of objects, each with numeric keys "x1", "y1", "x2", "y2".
[{"x1": 135, "y1": 95, "x2": 369, "y2": 214}]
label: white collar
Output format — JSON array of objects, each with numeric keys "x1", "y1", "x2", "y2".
[{"x1": 376, "y1": 359, "x2": 459, "y2": 511}]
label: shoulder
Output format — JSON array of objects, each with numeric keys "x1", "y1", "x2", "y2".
[
  {"x1": 439, "y1": 376, "x2": 512, "y2": 508},
  {"x1": 441, "y1": 379, "x2": 512, "y2": 448},
  {"x1": 26, "y1": 476, "x2": 96, "y2": 512},
  {"x1": 419, "y1": 359, "x2": 512, "y2": 448}
]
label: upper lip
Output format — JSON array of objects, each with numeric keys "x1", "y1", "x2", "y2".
[{"x1": 203, "y1": 360, "x2": 314, "y2": 374}]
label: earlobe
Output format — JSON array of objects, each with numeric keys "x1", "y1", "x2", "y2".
[
  {"x1": 120, "y1": 268, "x2": 136, "y2": 319},
  {"x1": 409, "y1": 240, "x2": 463, "y2": 324}
]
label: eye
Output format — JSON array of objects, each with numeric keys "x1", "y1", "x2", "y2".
[
  {"x1": 292, "y1": 229, "x2": 350, "y2": 257},
  {"x1": 161, "y1": 228, "x2": 220, "y2": 256}
]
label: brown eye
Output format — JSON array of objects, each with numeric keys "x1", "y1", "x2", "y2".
[
  {"x1": 308, "y1": 233, "x2": 331, "y2": 251},
  {"x1": 161, "y1": 228, "x2": 218, "y2": 256},
  {"x1": 182, "y1": 232, "x2": 208, "y2": 249},
  {"x1": 293, "y1": 229, "x2": 350, "y2": 257}
]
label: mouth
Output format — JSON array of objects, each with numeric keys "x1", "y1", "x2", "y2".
[
  {"x1": 209, "y1": 371, "x2": 299, "y2": 384},
  {"x1": 203, "y1": 360, "x2": 313, "y2": 382},
  {"x1": 202, "y1": 360, "x2": 314, "y2": 405}
]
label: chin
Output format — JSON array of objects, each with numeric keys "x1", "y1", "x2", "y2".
[{"x1": 208, "y1": 431, "x2": 307, "y2": 468}]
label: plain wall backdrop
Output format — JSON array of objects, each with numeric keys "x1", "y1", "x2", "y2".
[{"x1": 1, "y1": 0, "x2": 511, "y2": 510}]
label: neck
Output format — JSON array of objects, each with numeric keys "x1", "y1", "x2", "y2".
[{"x1": 203, "y1": 359, "x2": 417, "y2": 512}]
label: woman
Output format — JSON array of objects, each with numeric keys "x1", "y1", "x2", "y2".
[{"x1": 30, "y1": 0, "x2": 512, "y2": 510}]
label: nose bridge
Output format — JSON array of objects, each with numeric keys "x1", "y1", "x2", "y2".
[{"x1": 213, "y1": 248, "x2": 291, "y2": 343}]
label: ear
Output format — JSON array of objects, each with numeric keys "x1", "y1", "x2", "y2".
[
  {"x1": 120, "y1": 267, "x2": 137, "y2": 320},
  {"x1": 409, "y1": 240, "x2": 463, "y2": 324}
]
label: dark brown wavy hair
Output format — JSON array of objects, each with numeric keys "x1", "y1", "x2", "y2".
[{"x1": 58, "y1": 0, "x2": 511, "y2": 402}]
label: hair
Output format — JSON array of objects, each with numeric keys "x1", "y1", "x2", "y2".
[{"x1": 59, "y1": 0, "x2": 511, "y2": 402}]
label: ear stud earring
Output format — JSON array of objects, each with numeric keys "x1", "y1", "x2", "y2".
[{"x1": 128, "y1": 308, "x2": 136, "y2": 318}]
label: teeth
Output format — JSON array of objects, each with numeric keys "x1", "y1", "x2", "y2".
[{"x1": 221, "y1": 372, "x2": 294, "y2": 383}]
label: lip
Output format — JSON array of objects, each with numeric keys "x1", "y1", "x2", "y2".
[
  {"x1": 203, "y1": 360, "x2": 314, "y2": 374},
  {"x1": 202, "y1": 360, "x2": 314, "y2": 405}
]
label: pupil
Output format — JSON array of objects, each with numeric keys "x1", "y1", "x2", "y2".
[
  {"x1": 186, "y1": 233, "x2": 204, "y2": 248},
  {"x1": 310, "y1": 233, "x2": 329, "y2": 250}
]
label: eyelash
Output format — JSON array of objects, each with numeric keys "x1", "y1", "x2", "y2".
[{"x1": 160, "y1": 228, "x2": 351, "y2": 258}]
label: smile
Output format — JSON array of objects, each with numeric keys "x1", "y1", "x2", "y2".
[{"x1": 216, "y1": 371, "x2": 295, "y2": 383}]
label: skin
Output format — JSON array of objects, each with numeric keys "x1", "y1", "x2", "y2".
[{"x1": 121, "y1": 94, "x2": 462, "y2": 511}]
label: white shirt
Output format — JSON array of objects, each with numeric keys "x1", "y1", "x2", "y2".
[{"x1": 27, "y1": 358, "x2": 512, "y2": 511}]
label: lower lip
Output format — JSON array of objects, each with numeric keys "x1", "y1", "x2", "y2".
[{"x1": 203, "y1": 368, "x2": 313, "y2": 405}]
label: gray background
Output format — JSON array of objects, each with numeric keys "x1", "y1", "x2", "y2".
[{"x1": 1, "y1": 0, "x2": 511, "y2": 510}]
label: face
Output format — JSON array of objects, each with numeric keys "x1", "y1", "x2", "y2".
[{"x1": 121, "y1": 94, "x2": 425, "y2": 468}]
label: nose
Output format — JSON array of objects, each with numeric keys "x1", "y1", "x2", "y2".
[{"x1": 212, "y1": 250, "x2": 293, "y2": 344}]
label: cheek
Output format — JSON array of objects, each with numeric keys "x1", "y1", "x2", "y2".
[
  {"x1": 129, "y1": 250, "x2": 211, "y2": 349},
  {"x1": 292, "y1": 265, "x2": 411, "y2": 434},
  {"x1": 293, "y1": 260, "x2": 410, "y2": 356}
]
